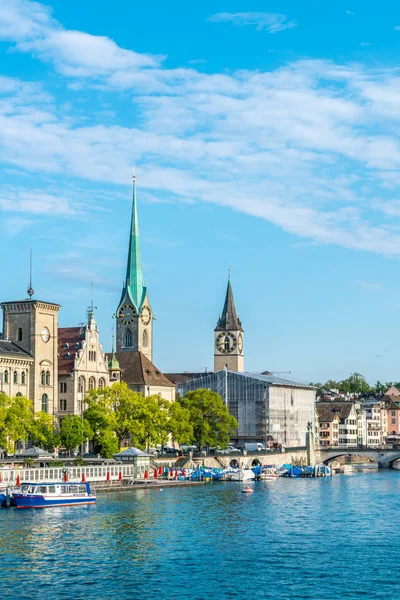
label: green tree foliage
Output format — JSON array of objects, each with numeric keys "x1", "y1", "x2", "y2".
[
  {"x1": 179, "y1": 389, "x2": 238, "y2": 450},
  {"x1": 59, "y1": 415, "x2": 93, "y2": 455},
  {"x1": 5, "y1": 395, "x2": 33, "y2": 452},
  {"x1": 30, "y1": 412, "x2": 59, "y2": 451}
]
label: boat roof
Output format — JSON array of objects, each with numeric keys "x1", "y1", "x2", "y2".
[{"x1": 21, "y1": 481, "x2": 87, "y2": 485}]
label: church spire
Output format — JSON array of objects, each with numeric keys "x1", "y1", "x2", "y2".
[
  {"x1": 123, "y1": 169, "x2": 146, "y2": 311},
  {"x1": 215, "y1": 277, "x2": 243, "y2": 332}
]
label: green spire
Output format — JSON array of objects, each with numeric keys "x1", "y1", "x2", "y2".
[
  {"x1": 108, "y1": 335, "x2": 120, "y2": 370},
  {"x1": 124, "y1": 172, "x2": 146, "y2": 311}
]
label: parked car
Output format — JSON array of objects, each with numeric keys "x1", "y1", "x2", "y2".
[
  {"x1": 162, "y1": 446, "x2": 178, "y2": 454},
  {"x1": 216, "y1": 445, "x2": 241, "y2": 455},
  {"x1": 181, "y1": 445, "x2": 198, "y2": 454}
]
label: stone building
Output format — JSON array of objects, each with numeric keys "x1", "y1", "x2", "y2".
[
  {"x1": 214, "y1": 277, "x2": 244, "y2": 373},
  {"x1": 114, "y1": 173, "x2": 175, "y2": 402},
  {"x1": 316, "y1": 402, "x2": 358, "y2": 447},
  {"x1": 58, "y1": 307, "x2": 112, "y2": 421},
  {"x1": 0, "y1": 296, "x2": 60, "y2": 414}
]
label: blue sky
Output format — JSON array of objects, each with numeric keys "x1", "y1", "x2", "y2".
[{"x1": 2, "y1": 0, "x2": 400, "y2": 384}]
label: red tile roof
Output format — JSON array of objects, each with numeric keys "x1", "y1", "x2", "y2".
[{"x1": 58, "y1": 327, "x2": 82, "y2": 374}]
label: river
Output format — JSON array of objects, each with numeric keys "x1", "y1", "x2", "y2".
[{"x1": 1, "y1": 470, "x2": 399, "y2": 599}]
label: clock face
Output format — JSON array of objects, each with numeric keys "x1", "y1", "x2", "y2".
[
  {"x1": 238, "y1": 333, "x2": 243, "y2": 354},
  {"x1": 216, "y1": 332, "x2": 237, "y2": 354},
  {"x1": 118, "y1": 303, "x2": 136, "y2": 325},
  {"x1": 41, "y1": 327, "x2": 50, "y2": 343},
  {"x1": 141, "y1": 305, "x2": 151, "y2": 326}
]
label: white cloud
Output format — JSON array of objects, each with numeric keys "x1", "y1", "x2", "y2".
[
  {"x1": 0, "y1": 0, "x2": 54, "y2": 41},
  {"x1": 3, "y1": 2, "x2": 400, "y2": 257},
  {"x1": 353, "y1": 280, "x2": 385, "y2": 292},
  {"x1": 207, "y1": 12, "x2": 297, "y2": 33},
  {"x1": 0, "y1": 189, "x2": 76, "y2": 215}
]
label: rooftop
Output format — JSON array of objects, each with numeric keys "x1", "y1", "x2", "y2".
[
  {"x1": 0, "y1": 339, "x2": 33, "y2": 359},
  {"x1": 115, "y1": 351, "x2": 175, "y2": 388}
]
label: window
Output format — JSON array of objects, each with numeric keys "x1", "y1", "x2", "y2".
[
  {"x1": 88, "y1": 377, "x2": 95, "y2": 391},
  {"x1": 18, "y1": 327, "x2": 22, "y2": 342},
  {"x1": 21, "y1": 371, "x2": 25, "y2": 385},
  {"x1": 13, "y1": 371, "x2": 18, "y2": 384},
  {"x1": 41, "y1": 370, "x2": 45, "y2": 385},
  {"x1": 4, "y1": 370, "x2": 8, "y2": 383},
  {"x1": 41, "y1": 393, "x2": 48, "y2": 412},
  {"x1": 98, "y1": 378, "x2": 105, "y2": 389},
  {"x1": 89, "y1": 350, "x2": 97, "y2": 361},
  {"x1": 60, "y1": 382, "x2": 67, "y2": 393},
  {"x1": 143, "y1": 329, "x2": 148, "y2": 347},
  {"x1": 125, "y1": 329, "x2": 132, "y2": 347},
  {"x1": 46, "y1": 371, "x2": 50, "y2": 385},
  {"x1": 391, "y1": 411, "x2": 396, "y2": 417},
  {"x1": 78, "y1": 377, "x2": 85, "y2": 394},
  {"x1": 16, "y1": 392, "x2": 22, "y2": 397},
  {"x1": 391, "y1": 418, "x2": 396, "y2": 425},
  {"x1": 59, "y1": 399, "x2": 67, "y2": 411}
]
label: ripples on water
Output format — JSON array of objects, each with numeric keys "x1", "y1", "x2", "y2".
[{"x1": 1, "y1": 471, "x2": 400, "y2": 599}]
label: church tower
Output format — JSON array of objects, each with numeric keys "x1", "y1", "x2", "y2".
[
  {"x1": 116, "y1": 172, "x2": 153, "y2": 362},
  {"x1": 214, "y1": 277, "x2": 244, "y2": 373}
]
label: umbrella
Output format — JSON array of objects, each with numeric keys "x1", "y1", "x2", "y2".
[
  {"x1": 118, "y1": 471, "x2": 123, "y2": 482},
  {"x1": 158, "y1": 466, "x2": 163, "y2": 475},
  {"x1": 16, "y1": 474, "x2": 21, "y2": 487},
  {"x1": 81, "y1": 473, "x2": 86, "y2": 483},
  {"x1": 106, "y1": 472, "x2": 111, "y2": 482},
  {"x1": 63, "y1": 472, "x2": 68, "y2": 483},
  {"x1": 144, "y1": 470, "x2": 148, "y2": 480},
  {"x1": 154, "y1": 469, "x2": 158, "y2": 479}
]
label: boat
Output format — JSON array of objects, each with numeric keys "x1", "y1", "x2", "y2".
[
  {"x1": 13, "y1": 482, "x2": 96, "y2": 509},
  {"x1": 261, "y1": 467, "x2": 278, "y2": 480},
  {"x1": 242, "y1": 486, "x2": 253, "y2": 493},
  {"x1": 231, "y1": 469, "x2": 255, "y2": 481}
]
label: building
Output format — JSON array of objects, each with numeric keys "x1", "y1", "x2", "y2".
[
  {"x1": 362, "y1": 401, "x2": 382, "y2": 446},
  {"x1": 57, "y1": 307, "x2": 112, "y2": 421},
  {"x1": 214, "y1": 277, "x2": 244, "y2": 373},
  {"x1": 381, "y1": 387, "x2": 400, "y2": 441},
  {"x1": 316, "y1": 403, "x2": 340, "y2": 446},
  {"x1": 1, "y1": 296, "x2": 60, "y2": 414},
  {"x1": 316, "y1": 402, "x2": 358, "y2": 447},
  {"x1": 178, "y1": 370, "x2": 315, "y2": 447},
  {"x1": 114, "y1": 173, "x2": 175, "y2": 402}
]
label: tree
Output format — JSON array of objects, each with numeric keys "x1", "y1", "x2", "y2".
[
  {"x1": 30, "y1": 412, "x2": 59, "y2": 451},
  {"x1": 157, "y1": 399, "x2": 193, "y2": 449},
  {"x1": 59, "y1": 415, "x2": 92, "y2": 455},
  {"x1": 5, "y1": 395, "x2": 33, "y2": 453},
  {"x1": 179, "y1": 389, "x2": 238, "y2": 450},
  {"x1": 339, "y1": 373, "x2": 371, "y2": 396},
  {"x1": 84, "y1": 382, "x2": 146, "y2": 452}
]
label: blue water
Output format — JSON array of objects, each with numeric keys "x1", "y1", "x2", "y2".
[{"x1": 1, "y1": 471, "x2": 399, "y2": 599}]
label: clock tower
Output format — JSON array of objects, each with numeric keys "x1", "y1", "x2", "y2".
[
  {"x1": 116, "y1": 172, "x2": 153, "y2": 362},
  {"x1": 214, "y1": 276, "x2": 244, "y2": 373}
]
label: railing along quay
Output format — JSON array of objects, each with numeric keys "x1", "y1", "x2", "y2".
[{"x1": 0, "y1": 464, "x2": 137, "y2": 484}]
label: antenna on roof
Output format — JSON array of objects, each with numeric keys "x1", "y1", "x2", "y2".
[
  {"x1": 27, "y1": 246, "x2": 34, "y2": 298},
  {"x1": 132, "y1": 165, "x2": 136, "y2": 182}
]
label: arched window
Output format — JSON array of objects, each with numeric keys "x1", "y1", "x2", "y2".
[
  {"x1": 4, "y1": 370, "x2": 8, "y2": 384},
  {"x1": 98, "y1": 378, "x2": 105, "y2": 389},
  {"x1": 46, "y1": 371, "x2": 50, "y2": 385},
  {"x1": 18, "y1": 328, "x2": 22, "y2": 342},
  {"x1": 224, "y1": 336, "x2": 230, "y2": 351},
  {"x1": 41, "y1": 393, "x2": 48, "y2": 412},
  {"x1": 78, "y1": 377, "x2": 85, "y2": 394},
  {"x1": 125, "y1": 328, "x2": 132, "y2": 347},
  {"x1": 21, "y1": 371, "x2": 26, "y2": 385},
  {"x1": 41, "y1": 370, "x2": 45, "y2": 385},
  {"x1": 13, "y1": 371, "x2": 18, "y2": 384},
  {"x1": 16, "y1": 392, "x2": 22, "y2": 397},
  {"x1": 88, "y1": 377, "x2": 95, "y2": 391},
  {"x1": 143, "y1": 328, "x2": 148, "y2": 347}
]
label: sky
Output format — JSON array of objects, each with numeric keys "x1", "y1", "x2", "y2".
[{"x1": 2, "y1": 1, "x2": 400, "y2": 384}]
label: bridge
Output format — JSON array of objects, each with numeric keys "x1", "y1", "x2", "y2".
[{"x1": 316, "y1": 447, "x2": 400, "y2": 468}]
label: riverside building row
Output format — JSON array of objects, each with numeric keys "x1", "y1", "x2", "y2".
[
  {"x1": 316, "y1": 386, "x2": 400, "y2": 448},
  {"x1": 1, "y1": 174, "x2": 315, "y2": 448}
]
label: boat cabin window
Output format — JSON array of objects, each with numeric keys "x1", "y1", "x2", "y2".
[
  {"x1": 39, "y1": 486, "x2": 48, "y2": 494},
  {"x1": 48, "y1": 486, "x2": 56, "y2": 493}
]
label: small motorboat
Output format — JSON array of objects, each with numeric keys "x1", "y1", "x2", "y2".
[
  {"x1": 242, "y1": 486, "x2": 253, "y2": 494},
  {"x1": 13, "y1": 482, "x2": 96, "y2": 509},
  {"x1": 231, "y1": 469, "x2": 255, "y2": 482}
]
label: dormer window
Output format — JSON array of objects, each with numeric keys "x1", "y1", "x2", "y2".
[
  {"x1": 65, "y1": 352, "x2": 71, "y2": 358},
  {"x1": 63, "y1": 343, "x2": 69, "y2": 349},
  {"x1": 74, "y1": 342, "x2": 80, "y2": 349}
]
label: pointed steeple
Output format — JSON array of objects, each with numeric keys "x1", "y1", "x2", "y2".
[
  {"x1": 215, "y1": 277, "x2": 243, "y2": 332},
  {"x1": 108, "y1": 335, "x2": 120, "y2": 371},
  {"x1": 122, "y1": 170, "x2": 146, "y2": 311}
]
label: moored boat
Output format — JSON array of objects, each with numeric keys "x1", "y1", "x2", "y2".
[
  {"x1": 13, "y1": 482, "x2": 96, "y2": 509},
  {"x1": 231, "y1": 469, "x2": 255, "y2": 481}
]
